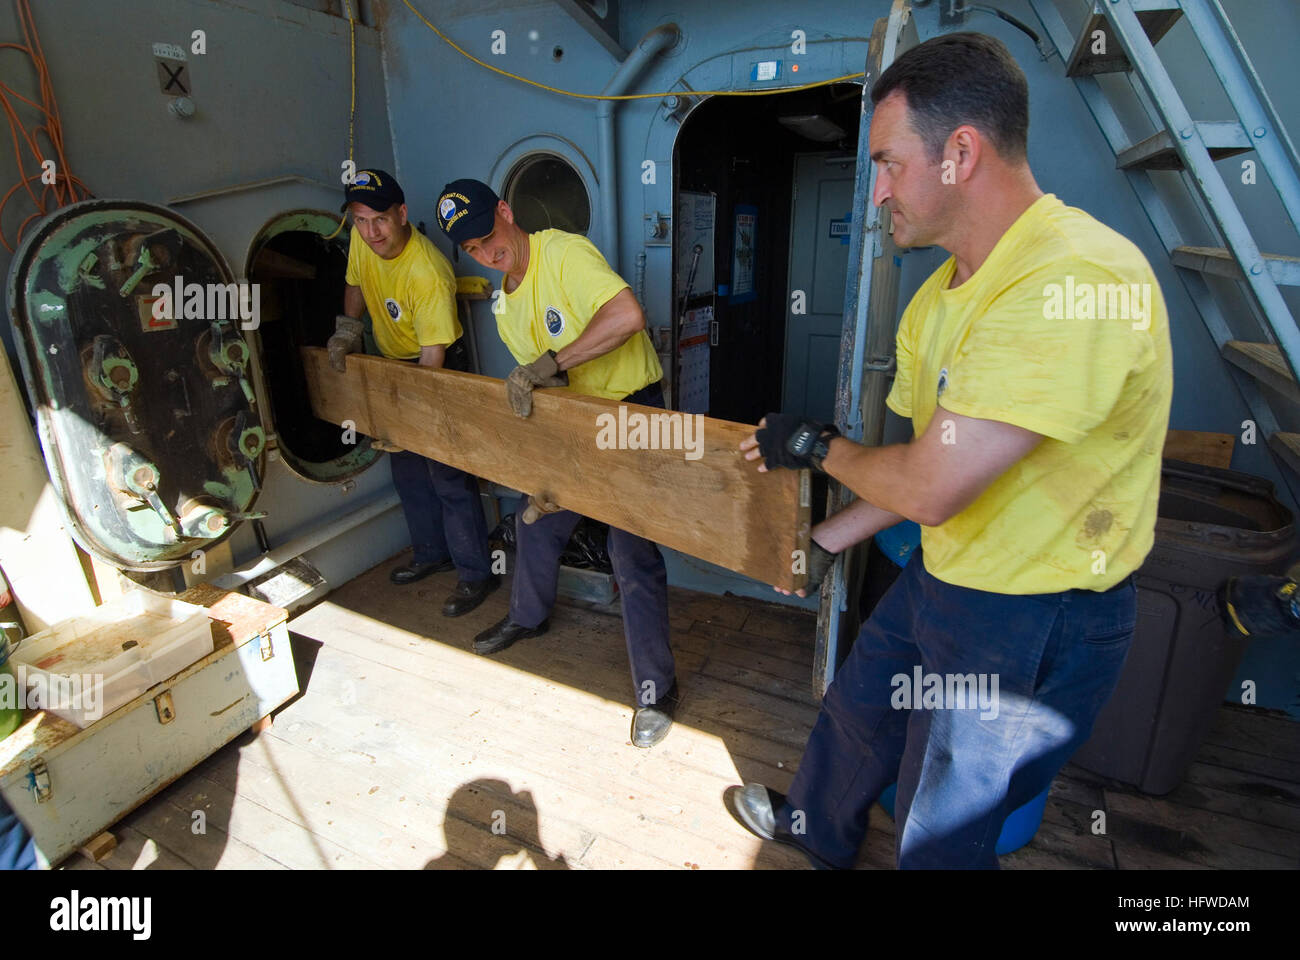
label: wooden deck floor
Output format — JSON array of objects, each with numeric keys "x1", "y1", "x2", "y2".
[{"x1": 65, "y1": 556, "x2": 1300, "y2": 870}]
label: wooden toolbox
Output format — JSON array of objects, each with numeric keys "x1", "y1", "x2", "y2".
[{"x1": 0, "y1": 586, "x2": 299, "y2": 867}]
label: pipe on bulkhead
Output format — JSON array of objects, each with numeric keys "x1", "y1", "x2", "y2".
[{"x1": 596, "y1": 23, "x2": 680, "y2": 272}]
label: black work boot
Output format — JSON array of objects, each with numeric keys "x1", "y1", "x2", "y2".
[
  {"x1": 390, "y1": 558, "x2": 454, "y2": 585},
  {"x1": 472, "y1": 616, "x2": 550, "y2": 656},
  {"x1": 441, "y1": 576, "x2": 501, "y2": 617},
  {"x1": 631, "y1": 680, "x2": 679, "y2": 748}
]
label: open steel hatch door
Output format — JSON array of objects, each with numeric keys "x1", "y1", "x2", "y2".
[
  {"x1": 6, "y1": 199, "x2": 266, "y2": 571},
  {"x1": 813, "y1": 0, "x2": 915, "y2": 695}
]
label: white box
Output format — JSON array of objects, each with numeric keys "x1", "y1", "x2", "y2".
[{"x1": 10, "y1": 592, "x2": 213, "y2": 727}]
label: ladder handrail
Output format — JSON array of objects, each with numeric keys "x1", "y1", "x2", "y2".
[
  {"x1": 1184, "y1": 0, "x2": 1300, "y2": 233},
  {"x1": 1029, "y1": 0, "x2": 1300, "y2": 511},
  {"x1": 1103, "y1": 0, "x2": 1300, "y2": 382}
]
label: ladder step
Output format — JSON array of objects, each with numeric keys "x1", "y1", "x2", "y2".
[
  {"x1": 1267, "y1": 432, "x2": 1300, "y2": 476},
  {"x1": 1117, "y1": 121, "x2": 1252, "y2": 171},
  {"x1": 1223, "y1": 341, "x2": 1300, "y2": 402},
  {"x1": 1172, "y1": 246, "x2": 1300, "y2": 285},
  {"x1": 1065, "y1": 5, "x2": 1183, "y2": 78}
]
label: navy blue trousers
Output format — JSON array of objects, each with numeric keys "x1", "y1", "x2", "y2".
[
  {"x1": 0, "y1": 792, "x2": 35, "y2": 870},
  {"x1": 777, "y1": 550, "x2": 1136, "y2": 868},
  {"x1": 389, "y1": 450, "x2": 492, "y2": 582},
  {"x1": 510, "y1": 383, "x2": 675, "y2": 707}
]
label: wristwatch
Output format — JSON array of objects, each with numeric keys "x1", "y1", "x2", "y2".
[{"x1": 788, "y1": 423, "x2": 840, "y2": 472}]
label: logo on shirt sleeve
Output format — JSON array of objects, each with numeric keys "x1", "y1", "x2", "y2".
[
  {"x1": 544, "y1": 306, "x2": 565, "y2": 337},
  {"x1": 385, "y1": 298, "x2": 402, "y2": 320},
  {"x1": 937, "y1": 367, "x2": 949, "y2": 399}
]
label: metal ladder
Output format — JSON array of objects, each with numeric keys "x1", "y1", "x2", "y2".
[{"x1": 1029, "y1": 0, "x2": 1300, "y2": 496}]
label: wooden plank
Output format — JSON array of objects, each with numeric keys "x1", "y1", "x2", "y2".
[
  {"x1": 1104, "y1": 790, "x2": 1300, "y2": 868},
  {"x1": 285, "y1": 594, "x2": 844, "y2": 862},
  {"x1": 1222, "y1": 340, "x2": 1300, "y2": 402},
  {"x1": 83, "y1": 824, "x2": 196, "y2": 870},
  {"x1": 78, "y1": 831, "x2": 117, "y2": 863},
  {"x1": 1203, "y1": 704, "x2": 1300, "y2": 763},
  {"x1": 301, "y1": 348, "x2": 810, "y2": 590},
  {"x1": 262, "y1": 639, "x2": 763, "y2": 868},
  {"x1": 1163, "y1": 430, "x2": 1234, "y2": 469},
  {"x1": 1195, "y1": 741, "x2": 1300, "y2": 784}
]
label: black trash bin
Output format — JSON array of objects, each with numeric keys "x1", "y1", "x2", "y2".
[{"x1": 1071, "y1": 460, "x2": 1296, "y2": 794}]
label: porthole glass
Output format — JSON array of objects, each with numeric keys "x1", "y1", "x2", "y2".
[{"x1": 503, "y1": 154, "x2": 591, "y2": 235}]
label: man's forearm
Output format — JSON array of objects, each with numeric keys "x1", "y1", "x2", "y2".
[
  {"x1": 343, "y1": 284, "x2": 364, "y2": 318},
  {"x1": 553, "y1": 288, "x2": 643, "y2": 372},
  {"x1": 821, "y1": 437, "x2": 931, "y2": 525},
  {"x1": 813, "y1": 498, "x2": 906, "y2": 553},
  {"x1": 418, "y1": 344, "x2": 446, "y2": 368}
]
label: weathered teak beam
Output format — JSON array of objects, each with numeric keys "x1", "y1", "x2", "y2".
[{"x1": 302, "y1": 348, "x2": 811, "y2": 591}]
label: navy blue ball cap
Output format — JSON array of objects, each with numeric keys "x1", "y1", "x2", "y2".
[
  {"x1": 341, "y1": 169, "x2": 405, "y2": 213},
  {"x1": 437, "y1": 179, "x2": 500, "y2": 245}
]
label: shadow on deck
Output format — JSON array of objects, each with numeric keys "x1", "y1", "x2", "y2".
[{"x1": 66, "y1": 554, "x2": 1300, "y2": 870}]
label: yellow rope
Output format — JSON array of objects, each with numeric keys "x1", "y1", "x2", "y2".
[
  {"x1": 325, "y1": 2, "x2": 862, "y2": 242},
  {"x1": 400, "y1": 0, "x2": 865, "y2": 99}
]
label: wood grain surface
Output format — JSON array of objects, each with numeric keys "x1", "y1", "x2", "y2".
[{"x1": 302, "y1": 348, "x2": 810, "y2": 590}]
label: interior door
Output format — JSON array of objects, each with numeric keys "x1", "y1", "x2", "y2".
[{"x1": 782, "y1": 152, "x2": 857, "y2": 422}]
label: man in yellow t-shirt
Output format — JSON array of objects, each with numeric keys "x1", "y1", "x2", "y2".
[
  {"x1": 328, "y1": 169, "x2": 496, "y2": 617},
  {"x1": 728, "y1": 34, "x2": 1172, "y2": 869},
  {"x1": 436, "y1": 177, "x2": 677, "y2": 748}
]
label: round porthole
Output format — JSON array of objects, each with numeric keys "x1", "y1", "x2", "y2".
[{"x1": 503, "y1": 154, "x2": 591, "y2": 235}]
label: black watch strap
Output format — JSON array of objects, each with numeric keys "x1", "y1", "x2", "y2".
[{"x1": 810, "y1": 425, "x2": 840, "y2": 471}]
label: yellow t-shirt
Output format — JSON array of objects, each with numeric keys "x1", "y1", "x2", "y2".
[
  {"x1": 345, "y1": 227, "x2": 461, "y2": 360},
  {"x1": 496, "y1": 230, "x2": 662, "y2": 400},
  {"x1": 885, "y1": 194, "x2": 1173, "y2": 594}
]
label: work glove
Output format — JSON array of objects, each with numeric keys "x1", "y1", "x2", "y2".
[
  {"x1": 505, "y1": 349, "x2": 569, "y2": 418},
  {"x1": 327, "y1": 315, "x2": 365, "y2": 372},
  {"x1": 803, "y1": 538, "x2": 838, "y2": 595},
  {"x1": 520, "y1": 493, "x2": 563, "y2": 525},
  {"x1": 369, "y1": 438, "x2": 404, "y2": 454},
  {"x1": 754, "y1": 414, "x2": 839, "y2": 472}
]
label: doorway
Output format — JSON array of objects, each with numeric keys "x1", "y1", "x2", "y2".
[{"x1": 672, "y1": 83, "x2": 861, "y2": 426}]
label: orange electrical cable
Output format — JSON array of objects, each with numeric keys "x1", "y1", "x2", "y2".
[{"x1": 0, "y1": 0, "x2": 90, "y2": 251}]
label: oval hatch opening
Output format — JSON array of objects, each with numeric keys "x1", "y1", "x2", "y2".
[{"x1": 246, "y1": 210, "x2": 380, "y2": 484}]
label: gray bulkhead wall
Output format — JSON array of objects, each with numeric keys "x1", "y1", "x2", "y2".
[
  {"x1": 0, "y1": 0, "x2": 403, "y2": 570},
  {"x1": 382, "y1": 0, "x2": 1300, "y2": 533}
]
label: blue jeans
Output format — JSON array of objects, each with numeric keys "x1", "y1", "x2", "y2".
[
  {"x1": 0, "y1": 793, "x2": 36, "y2": 870},
  {"x1": 389, "y1": 451, "x2": 492, "y2": 582},
  {"x1": 778, "y1": 550, "x2": 1136, "y2": 868}
]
